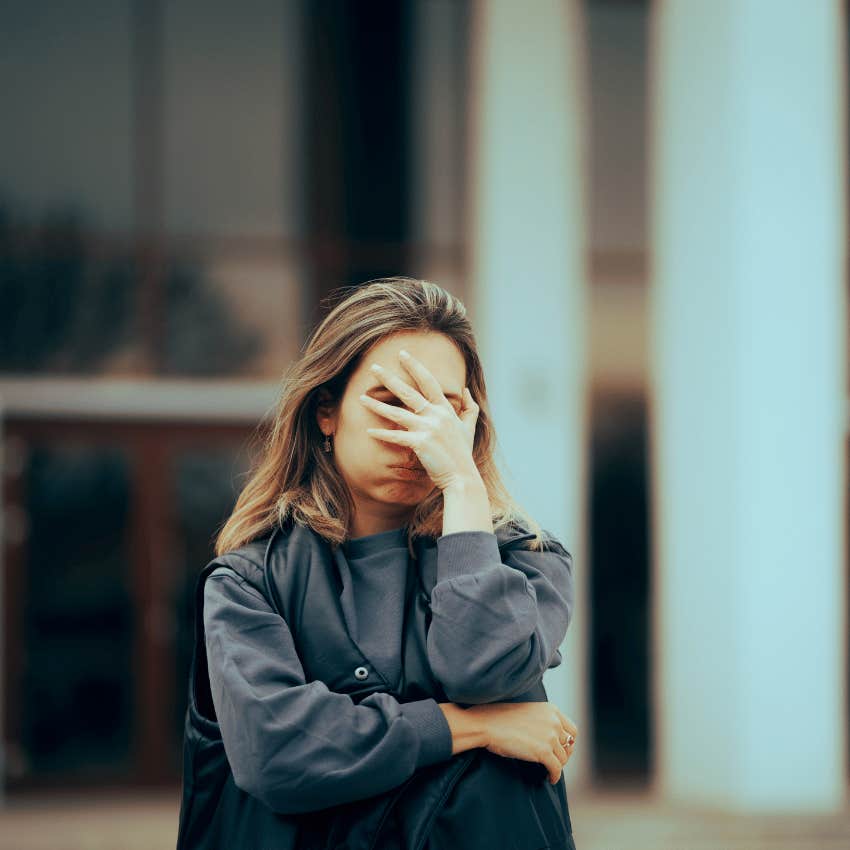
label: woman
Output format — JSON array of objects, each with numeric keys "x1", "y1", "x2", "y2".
[{"x1": 176, "y1": 277, "x2": 579, "y2": 850}]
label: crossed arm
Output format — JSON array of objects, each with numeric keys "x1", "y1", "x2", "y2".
[
  {"x1": 203, "y1": 569, "x2": 455, "y2": 814},
  {"x1": 202, "y1": 528, "x2": 573, "y2": 813}
]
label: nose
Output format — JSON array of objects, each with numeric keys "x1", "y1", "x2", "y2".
[{"x1": 393, "y1": 451, "x2": 420, "y2": 467}]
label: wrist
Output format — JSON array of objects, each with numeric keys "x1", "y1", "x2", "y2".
[
  {"x1": 442, "y1": 470, "x2": 485, "y2": 496},
  {"x1": 438, "y1": 703, "x2": 490, "y2": 754}
]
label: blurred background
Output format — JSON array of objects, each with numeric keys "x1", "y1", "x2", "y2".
[{"x1": 2, "y1": 0, "x2": 849, "y2": 847}]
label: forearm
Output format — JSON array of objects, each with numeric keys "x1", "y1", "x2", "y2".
[
  {"x1": 427, "y1": 530, "x2": 575, "y2": 704},
  {"x1": 437, "y1": 702, "x2": 490, "y2": 755},
  {"x1": 205, "y1": 571, "x2": 455, "y2": 814}
]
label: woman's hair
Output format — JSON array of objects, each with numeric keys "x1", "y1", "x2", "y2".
[{"x1": 214, "y1": 276, "x2": 546, "y2": 557}]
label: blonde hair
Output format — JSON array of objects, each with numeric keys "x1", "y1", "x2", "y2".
[{"x1": 214, "y1": 276, "x2": 546, "y2": 557}]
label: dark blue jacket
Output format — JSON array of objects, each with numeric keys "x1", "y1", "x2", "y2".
[{"x1": 175, "y1": 517, "x2": 577, "y2": 849}]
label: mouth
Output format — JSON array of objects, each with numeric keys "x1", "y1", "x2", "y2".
[
  {"x1": 391, "y1": 458, "x2": 425, "y2": 470},
  {"x1": 391, "y1": 464, "x2": 428, "y2": 478}
]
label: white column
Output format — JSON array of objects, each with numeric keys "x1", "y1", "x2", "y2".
[
  {"x1": 466, "y1": 0, "x2": 591, "y2": 787},
  {"x1": 650, "y1": 1, "x2": 847, "y2": 811}
]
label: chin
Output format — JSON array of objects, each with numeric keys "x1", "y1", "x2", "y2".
[{"x1": 381, "y1": 480, "x2": 433, "y2": 503}]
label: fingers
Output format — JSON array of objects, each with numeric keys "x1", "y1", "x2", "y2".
[
  {"x1": 365, "y1": 427, "x2": 419, "y2": 447},
  {"x1": 461, "y1": 387, "x2": 478, "y2": 413},
  {"x1": 554, "y1": 707, "x2": 579, "y2": 741},
  {"x1": 359, "y1": 393, "x2": 420, "y2": 427},
  {"x1": 552, "y1": 740, "x2": 569, "y2": 768},
  {"x1": 397, "y1": 349, "x2": 451, "y2": 407},
  {"x1": 542, "y1": 751, "x2": 563, "y2": 785},
  {"x1": 551, "y1": 730, "x2": 571, "y2": 767},
  {"x1": 369, "y1": 363, "x2": 429, "y2": 414}
]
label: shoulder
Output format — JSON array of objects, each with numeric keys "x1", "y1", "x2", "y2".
[
  {"x1": 205, "y1": 518, "x2": 315, "y2": 601},
  {"x1": 495, "y1": 519, "x2": 571, "y2": 558},
  {"x1": 205, "y1": 530, "x2": 277, "y2": 593}
]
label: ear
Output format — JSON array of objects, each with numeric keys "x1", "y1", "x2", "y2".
[{"x1": 315, "y1": 386, "x2": 338, "y2": 435}]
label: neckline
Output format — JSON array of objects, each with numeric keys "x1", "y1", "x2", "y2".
[{"x1": 342, "y1": 525, "x2": 409, "y2": 559}]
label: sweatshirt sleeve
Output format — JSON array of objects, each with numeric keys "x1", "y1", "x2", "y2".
[
  {"x1": 202, "y1": 567, "x2": 454, "y2": 815},
  {"x1": 426, "y1": 529, "x2": 574, "y2": 704}
]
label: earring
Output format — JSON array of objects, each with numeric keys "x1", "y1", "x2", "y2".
[{"x1": 324, "y1": 433, "x2": 332, "y2": 453}]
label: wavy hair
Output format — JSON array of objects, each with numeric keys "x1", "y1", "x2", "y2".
[{"x1": 214, "y1": 276, "x2": 546, "y2": 557}]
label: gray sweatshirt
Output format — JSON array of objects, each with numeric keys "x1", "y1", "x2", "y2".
[
  {"x1": 338, "y1": 524, "x2": 411, "y2": 689},
  {"x1": 203, "y1": 527, "x2": 573, "y2": 814}
]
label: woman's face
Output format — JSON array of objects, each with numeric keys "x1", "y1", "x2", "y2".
[{"x1": 317, "y1": 330, "x2": 468, "y2": 533}]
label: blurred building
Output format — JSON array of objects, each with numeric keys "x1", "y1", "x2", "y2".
[{"x1": 0, "y1": 0, "x2": 846, "y2": 826}]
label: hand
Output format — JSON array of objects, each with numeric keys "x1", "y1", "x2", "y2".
[
  {"x1": 470, "y1": 701, "x2": 579, "y2": 785},
  {"x1": 359, "y1": 349, "x2": 481, "y2": 491}
]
